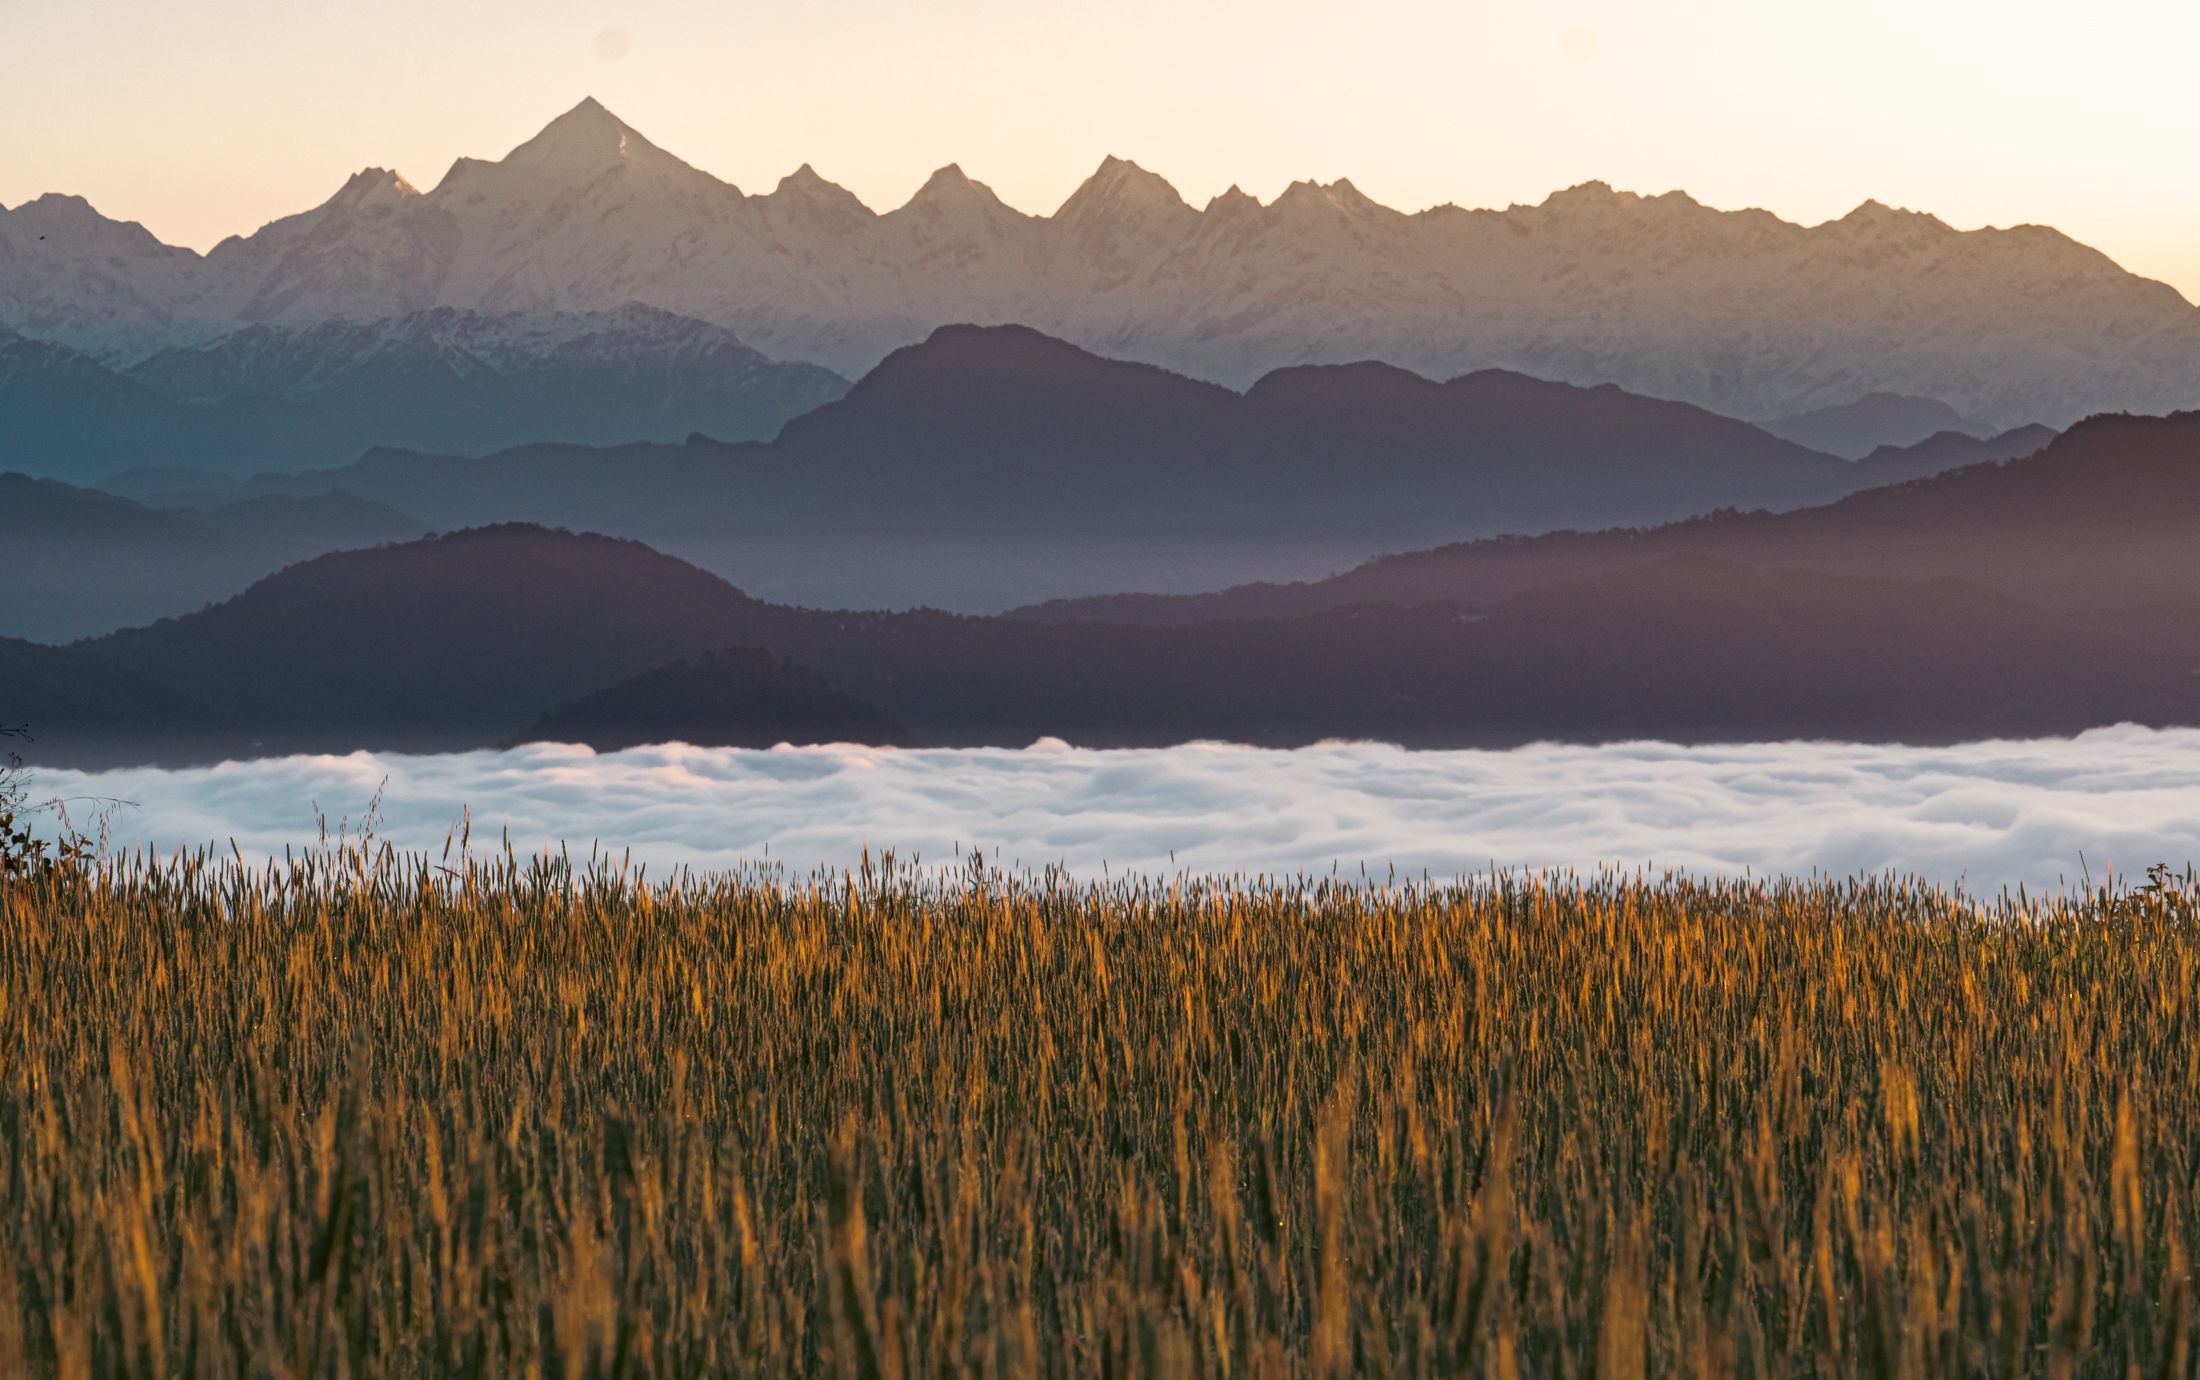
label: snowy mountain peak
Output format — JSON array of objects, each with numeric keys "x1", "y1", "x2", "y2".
[
  {"x1": 1834, "y1": 198, "x2": 1948, "y2": 233},
  {"x1": 1202, "y1": 184, "x2": 1263, "y2": 218},
  {"x1": 1056, "y1": 156, "x2": 1191, "y2": 224},
  {"x1": 910, "y1": 163, "x2": 976, "y2": 196},
  {"x1": 1646, "y1": 188, "x2": 1707, "y2": 213},
  {"x1": 415, "y1": 95, "x2": 743, "y2": 220},
  {"x1": 2, "y1": 194, "x2": 184, "y2": 257},
  {"x1": 898, "y1": 164, "x2": 1024, "y2": 220},
  {"x1": 525, "y1": 96, "x2": 627, "y2": 143},
  {"x1": 330, "y1": 168, "x2": 420, "y2": 210},
  {"x1": 1273, "y1": 177, "x2": 1389, "y2": 220},
  {"x1": 1529, "y1": 181, "x2": 1741, "y2": 235},
  {"x1": 1536, "y1": 180, "x2": 1634, "y2": 214},
  {"x1": 761, "y1": 164, "x2": 874, "y2": 235},
  {"x1": 428, "y1": 95, "x2": 724, "y2": 203},
  {"x1": 14, "y1": 192, "x2": 105, "y2": 223},
  {"x1": 774, "y1": 163, "x2": 867, "y2": 207},
  {"x1": 501, "y1": 96, "x2": 653, "y2": 168}
]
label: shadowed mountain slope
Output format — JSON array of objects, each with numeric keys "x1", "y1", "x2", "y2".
[
  {"x1": 1013, "y1": 410, "x2": 2200, "y2": 627},
  {"x1": 77, "y1": 527, "x2": 770, "y2": 750},
  {"x1": 1762, "y1": 392, "x2": 1985, "y2": 459},
  {"x1": 0, "y1": 474, "x2": 428, "y2": 642},
  {"x1": 518, "y1": 649, "x2": 913, "y2": 751},
  {"x1": 21, "y1": 520, "x2": 2200, "y2": 767},
  {"x1": 0, "y1": 638, "x2": 211, "y2": 738},
  {"x1": 1847, "y1": 424, "x2": 2057, "y2": 488}
]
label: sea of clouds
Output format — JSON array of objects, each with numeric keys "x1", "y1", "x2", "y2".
[{"x1": 31, "y1": 726, "x2": 2200, "y2": 893}]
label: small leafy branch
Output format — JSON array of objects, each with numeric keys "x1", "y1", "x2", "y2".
[
  {"x1": 0, "y1": 727, "x2": 63, "y2": 876},
  {"x1": 0, "y1": 725, "x2": 129, "y2": 877}
]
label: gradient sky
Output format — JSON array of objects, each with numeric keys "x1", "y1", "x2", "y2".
[{"x1": 5, "y1": 0, "x2": 2198, "y2": 299}]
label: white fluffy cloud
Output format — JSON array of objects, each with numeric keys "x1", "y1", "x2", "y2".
[{"x1": 33, "y1": 727, "x2": 2200, "y2": 894}]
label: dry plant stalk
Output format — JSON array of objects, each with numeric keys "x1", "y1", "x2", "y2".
[{"x1": 0, "y1": 850, "x2": 2196, "y2": 1376}]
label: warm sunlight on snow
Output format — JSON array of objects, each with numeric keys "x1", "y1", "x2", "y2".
[{"x1": 7, "y1": 0, "x2": 2200, "y2": 298}]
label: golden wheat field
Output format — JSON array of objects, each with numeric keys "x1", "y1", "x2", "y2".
[{"x1": 1, "y1": 847, "x2": 2195, "y2": 1379}]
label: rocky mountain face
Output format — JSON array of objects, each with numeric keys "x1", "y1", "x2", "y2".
[
  {"x1": 6, "y1": 99, "x2": 2198, "y2": 429},
  {"x1": 0, "y1": 194, "x2": 211, "y2": 362}
]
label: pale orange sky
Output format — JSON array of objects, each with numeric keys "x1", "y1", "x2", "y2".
[{"x1": 5, "y1": 0, "x2": 2198, "y2": 301}]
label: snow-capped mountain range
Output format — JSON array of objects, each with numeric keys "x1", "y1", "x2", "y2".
[{"x1": 6, "y1": 97, "x2": 2199, "y2": 429}]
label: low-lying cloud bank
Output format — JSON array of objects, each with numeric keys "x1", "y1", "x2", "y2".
[{"x1": 32, "y1": 727, "x2": 2200, "y2": 893}]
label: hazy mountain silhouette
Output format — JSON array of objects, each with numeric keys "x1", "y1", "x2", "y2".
[
  {"x1": 0, "y1": 636, "x2": 209, "y2": 740},
  {"x1": 231, "y1": 324, "x2": 1974, "y2": 613},
  {"x1": 0, "y1": 326, "x2": 214, "y2": 478},
  {"x1": 723, "y1": 557, "x2": 2155, "y2": 751},
  {"x1": 1012, "y1": 410, "x2": 2200, "y2": 627},
  {"x1": 23, "y1": 520, "x2": 2200, "y2": 767},
  {"x1": 1762, "y1": 392, "x2": 1986, "y2": 459},
  {"x1": 9, "y1": 327, "x2": 2078, "y2": 642},
  {"x1": 7, "y1": 98, "x2": 2199, "y2": 427},
  {"x1": 88, "y1": 468, "x2": 252, "y2": 509},
  {"x1": 0, "y1": 474, "x2": 427, "y2": 641},
  {"x1": 519, "y1": 649, "x2": 912, "y2": 751},
  {"x1": 69, "y1": 527, "x2": 772, "y2": 755},
  {"x1": 0, "y1": 305, "x2": 844, "y2": 482},
  {"x1": 1847, "y1": 424, "x2": 2057, "y2": 488}
]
